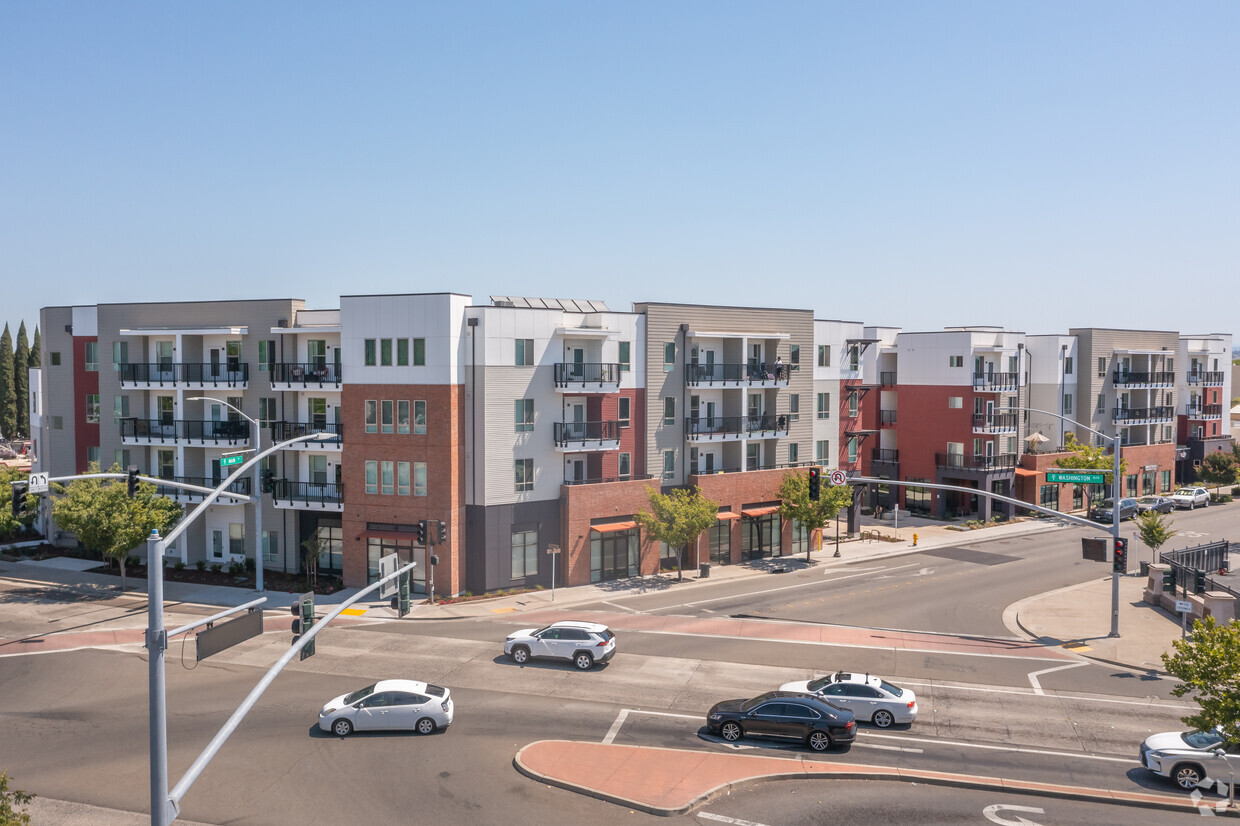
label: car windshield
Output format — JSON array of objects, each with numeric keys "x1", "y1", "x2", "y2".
[
  {"x1": 1174, "y1": 489, "x2": 1193, "y2": 497},
  {"x1": 806, "y1": 676, "x2": 836, "y2": 692},
  {"x1": 1183, "y1": 730, "x2": 1225, "y2": 749},
  {"x1": 879, "y1": 680, "x2": 903, "y2": 697},
  {"x1": 741, "y1": 692, "x2": 777, "y2": 712},
  {"x1": 343, "y1": 683, "x2": 378, "y2": 705}
]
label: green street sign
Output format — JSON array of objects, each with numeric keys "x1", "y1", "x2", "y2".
[
  {"x1": 220, "y1": 455, "x2": 244, "y2": 468},
  {"x1": 1046, "y1": 471, "x2": 1105, "y2": 484}
]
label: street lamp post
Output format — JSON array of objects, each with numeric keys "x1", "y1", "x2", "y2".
[{"x1": 189, "y1": 396, "x2": 265, "y2": 593}]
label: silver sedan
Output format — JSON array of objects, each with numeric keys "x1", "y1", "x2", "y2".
[
  {"x1": 780, "y1": 671, "x2": 917, "y2": 728},
  {"x1": 318, "y1": 679, "x2": 454, "y2": 737}
]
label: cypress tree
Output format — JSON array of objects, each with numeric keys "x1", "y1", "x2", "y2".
[
  {"x1": 0, "y1": 324, "x2": 14, "y2": 439},
  {"x1": 29, "y1": 325, "x2": 41, "y2": 368},
  {"x1": 14, "y1": 322, "x2": 29, "y2": 437}
]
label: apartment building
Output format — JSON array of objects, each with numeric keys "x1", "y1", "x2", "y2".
[{"x1": 1176, "y1": 333, "x2": 1234, "y2": 481}]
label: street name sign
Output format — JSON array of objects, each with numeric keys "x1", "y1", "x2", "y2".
[
  {"x1": 220, "y1": 454, "x2": 244, "y2": 468},
  {"x1": 1046, "y1": 471, "x2": 1105, "y2": 484}
]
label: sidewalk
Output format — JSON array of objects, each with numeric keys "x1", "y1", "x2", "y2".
[{"x1": 1006, "y1": 574, "x2": 1183, "y2": 674}]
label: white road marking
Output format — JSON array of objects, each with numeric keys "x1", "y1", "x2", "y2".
[
  {"x1": 891, "y1": 676, "x2": 1191, "y2": 710},
  {"x1": 698, "y1": 812, "x2": 770, "y2": 826},
  {"x1": 674, "y1": 564, "x2": 917, "y2": 609},
  {"x1": 601, "y1": 708, "x2": 629, "y2": 744},
  {"x1": 862, "y1": 731, "x2": 1136, "y2": 764},
  {"x1": 601, "y1": 600, "x2": 642, "y2": 614},
  {"x1": 1027, "y1": 660, "x2": 1090, "y2": 695},
  {"x1": 603, "y1": 708, "x2": 700, "y2": 744},
  {"x1": 852, "y1": 742, "x2": 924, "y2": 754},
  {"x1": 983, "y1": 803, "x2": 1045, "y2": 826}
]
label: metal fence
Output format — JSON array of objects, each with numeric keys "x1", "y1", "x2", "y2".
[{"x1": 1160, "y1": 540, "x2": 1239, "y2": 599}]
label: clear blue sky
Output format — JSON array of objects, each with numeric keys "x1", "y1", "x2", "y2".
[{"x1": 2, "y1": 3, "x2": 1237, "y2": 340}]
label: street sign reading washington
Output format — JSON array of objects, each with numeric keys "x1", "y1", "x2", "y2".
[{"x1": 1046, "y1": 471, "x2": 1105, "y2": 484}]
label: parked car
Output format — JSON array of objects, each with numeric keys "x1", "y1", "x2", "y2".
[
  {"x1": 706, "y1": 691, "x2": 856, "y2": 752},
  {"x1": 1135, "y1": 495, "x2": 1176, "y2": 515},
  {"x1": 1140, "y1": 727, "x2": 1238, "y2": 790},
  {"x1": 1170, "y1": 487, "x2": 1211, "y2": 510},
  {"x1": 1091, "y1": 498, "x2": 1139, "y2": 522},
  {"x1": 319, "y1": 679, "x2": 453, "y2": 737},
  {"x1": 779, "y1": 671, "x2": 917, "y2": 728},
  {"x1": 504, "y1": 620, "x2": 616, "y2": 670}
]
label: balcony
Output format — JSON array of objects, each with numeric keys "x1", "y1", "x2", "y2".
[
  {"x1": 879, "y1": 410, "x2": 897, "y2": 427},
  {"x1": 935, "y1": 453, "x2": 1017, "y2": 474},
  {"x1": 972, "y1": 372, "x2": 1018, "y2": 392},
  {"x1": 1186, "y1": 404, "x2": 1223, "y2": 420},
  {"x1": 271, "y1": 479, "x2": 343, "y2": 511},
  {"x1": 155, "y1": 475, "x2": 251, "y2": 505},
  {"x1": 271, "y1": 420, "x2": 343, "y2": 449},
  {"x1": 871, "y1": 448, "x2": 899, "y2": 468},
  {"x1": 972, "y1": 412, "x2": 1017, "y2": 434},
  {"x1": 1187, "y1": 371, "x2": 1225, "y2": 386},
  {"x1": 879, "y1": 372, "x2": 897, "y2": 386},
  {"x1": 1112, "y1": 406, "x2": 1175, "y2": 425},
  {"x1": 553, "y1": 363, "x2": 621, "y2": 393},
  {"x1": 685, "y1": 414, "x2": 789, "y2": 442},
  {"x1": 119, "y1": 362, "x2": 249, "y2": 390},
  {"x1": 553, "y1": 420, "x2": 621, "y2": 452},
  {"x1": 120, "y1": 418, "x2": 250, "y2": 447},
  {"x1": 1111, "y1": 371, "x2": 1175, "y2": 388},
  {"x1": 271, "y1": 362, "x2": 342, "y2": 391},
  {"x1": 686, "y1": 363, "x2": 790, "y2": 387}
]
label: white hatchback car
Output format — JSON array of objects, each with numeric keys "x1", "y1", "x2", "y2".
[
  {"x1": 780, "y1": 671, "x2": 917, "y2": 728},
  {"x1": 319, "y1": 679, "x2": 453, "y2": 737},
  {"x1": 504, "y1": 620, "x2": 616, "y2": 670},
  {"x1": 1170, "y1": 487, "x2": 1211, "y2": 510},
  {"x1": 1140, "y1": 728, "x2": 1238, "y2": 790}
]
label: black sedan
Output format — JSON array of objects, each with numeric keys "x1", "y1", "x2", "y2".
[
  {"x1": 706, "y1": 691, "x2": 856, "y2": 752},
  {"x1": 1091, "y1": 498, "x2": 1139, "y2": 522}
]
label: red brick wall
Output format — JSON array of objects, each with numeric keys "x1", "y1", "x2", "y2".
[
  {"x1": 1016, "y1": 443, "x2": 1177, "y2": 512},
  {"x1": 73, "y1": 337, "x2": 99, "y2": 474}
]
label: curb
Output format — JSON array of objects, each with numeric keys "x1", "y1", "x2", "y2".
[{"x1": 513, "y1": 740, "x2": 1217, "y2": 817}]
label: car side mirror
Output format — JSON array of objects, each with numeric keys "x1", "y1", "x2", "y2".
[{"x1": 1215, "y1": 749, "x2": 1227, "y2": 757}]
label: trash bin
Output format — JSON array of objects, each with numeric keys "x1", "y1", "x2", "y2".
[
  {"x1": 1140, "y1": 561, "x2": 1150, "y2": 578},
  {"x1": 699, "y1": 562, "x2": 710, "y2": 578}
]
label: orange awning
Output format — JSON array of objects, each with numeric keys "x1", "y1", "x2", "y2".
[
  {"x1": 741, "y1": 506, "x2": 780, "y2": 517},
  {"x1": 1013, "y1": 468, "x2": 1038, "y2": 478},
  {"x1": 590, "y1": 521, "x2": 638, "y2": 533},
  {"x1": 715, "y1": 511, "x2": 741, "y2": 520}
]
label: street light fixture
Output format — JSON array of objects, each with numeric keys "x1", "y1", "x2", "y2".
[{"x1": 188, "y1": 396, "x2": 266, "y2": 593}]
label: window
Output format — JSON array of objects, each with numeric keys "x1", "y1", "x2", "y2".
[
  {"x1": 414, "y1": 462, "x2": 427, "y2": 496},
  {"x1": 1097, "y1": 357, "x2": 1106, "y2": 377},
  {"x1": 262, "y1": 530, "x2": 278, "y2": 563},
  {"x1": 663, "y1": 397, "x2": 675, "y2": 425},
  {"x1": 1161, "y1": 470, "x2": 1172, "y2": 493},
  {"x1": 112, "y1": 341, "x2": 128, "y2": 371},
  {"x1": 1126, "y1": 474, "x2": 1137, "y2": 498},
  {"x1": 618, "y1": 453, "x2": 631, "y2": 480},
  {"x1": 114, "y1": 449, "x2": 130, "y2": 470},
  {"x1": 789, "y1": 344, "x2": 800, "y2": 370},
  {"x1": 663, "y1": 342, "x2": 676, "y2": 372},
  {"x1": 397, "y1": 338, "x2": 409, "y2": 366},
  {"x1": 365, "y1": 461, "x2": 378, "y2": 494},
  {"x1": 381, "y1": 461, "x2": 394, "y2": 495},
  {"x1": 364, "y1": 339, "x2": 377, "y2": 366},
  {"x1": 619, "y1": 341, "x2": 630, "y2": 372},
  {"x1": 413, "y1": 400, "x2": 427, "y2": 435},
  {"x1": 847, "y1": 437, "x2": 858, "y2": 463},
  {"x1": 380, "y1": 339, "x2": 393, "y2": 366},
  {"x1": 229, "y1": 524, "x2": 245, "y2": 556},
  {"x1": 948, "y1": 355, "x2": 963, "y2": 368},
  {"x1": 258, "y1": 340, "x2": 274, "y2": 371},
  {"x1": 84, "y1": 342, "x2": 98, "y2": 371},
  {"x1": 948, "y1": 397, "x2": 963, "y2": 409},
  {"x1": 848, "y1": 391, "x2": 858, "y2": 417},
  {"x1": 50, "y1": 352, "x2": 61, "y2": 366},
  {"x1": 381, "y1": 400, "x2": 394, "y2": 434},
  {"x1": 660, "y1": 541, "x2": 676, "y2": 563},
  {"x1": 397, "y1": 461, "x2": 410, "y2": 495},
  {"x1": 618, "y1": 397, "x2": 630, "y2": 428},
  {"x1": 788, "y1": 394, "x2": 799, "y2": 421},
  {"x1": 87, "y1": 446, "x2": 99, "y2": 467},
  {"x1": 1097, "y1": 393, "x2": 1105, "y2": 413},
  {"x1": 789, "y1": 443, "x2": 799, "y2": 464},
  {"x1": 515, "y1": 338, "x2": 534, "y2": 366},
  {"x1": 1167, "y1": 357, "x2": 1174, "y2": 372},
  {"x1": 258, "y1": 397, "x2": 277, "y2": 426},
  {"x1": 817, "y1": 393, "x2": 831, "y2": 419},
  {"x1": 515, "y1": 399, "x2": 534, "y2": 432},
  {"x1": 1062, "y1": 393, "x2": 1073, "y2": 414},
  {"x1": 817, "y1": 345, "x2": 831, "y2": 367},
  {"x1": 85, "y1": 394, "x2": 100, "y2": 423},
  {"x1": 113, "y1": 395, "x2": 130, "y2": 424},
  {"x1": 413, "y1": 338, "x2": 425, "y2": 366},
  {"x1": 816, "y1": 440, "x2": 830, "y2": 463},
  {"x1": 1064, "y1": 356, "x2": 1073, "y2": 375},
  {"x1": 511, "y1": 528, "x2": 538, "y2": 579},
  {"x1": 397, "y1": 400, "x2": 410, "y2": 434},
  {"x1": 662, "y1": 450, "x2": 675, "y2": 480},
  {"x1": 1040, "y1": 485, "x2": 1059, "y2": 510},
  {"x1": 365, "y1": 400, "x2": 378, "y2": 433},
  {"x1": 515, "y1": 458, "x2": 534, "y2": 492}
]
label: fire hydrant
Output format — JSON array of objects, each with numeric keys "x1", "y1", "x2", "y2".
[{"x1": 912, "y1": 532, "x2": 919, "y2": 547}]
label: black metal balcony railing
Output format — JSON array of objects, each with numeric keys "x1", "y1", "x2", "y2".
[
  {"x1": 1112, "y1": 406, "x2": 1175, "y2": 422},
  {"x1": 271, "y1": 362, "x2": 342, "y2": 384},
  {"x1": 271, "y1": 479, "x2": 343, "y2": 505},
  {"x1": 684, "y1": 415, "x2": 789, "y2": 437},
  {"x1": 119, "y1": 362, "x2": 250, "y2": 385},
  {"x1": 871, "y1": 448, "x2": 900, "y2": 464},
  {"x1": 1187, "y1": 371, "x2": 1225, "y2": 386},
  {"x1": 155, "y1": 475, "x2": 252, "y2": 499},
  {"x1": 686, "y1": 363, "x2": 790, "y2": 384},
  {"x1": 553, "y1": 363, "x2": 620, "y2": 387},
  {"x1": 972, "y1": 412, "x2": 1017, "y2": 430},
  {"x1": 271, "y1": 420, "x2": 343, "y2": 442},
  {"x1": 120, "y1": 418, "x2": 251, "y2": 443},
  {"x1": 935, "y1": 452, "x2": 1017, "y2": 471},
  {"x1": 971, "y1": 372, "x2": 1019, "y2": 391},
  {"x1": 879, "y1": 372, "x2": 898, "y2": 386},
  {"x1": 553, "y1": 420, "x2": 620, "y2": 447},
  {"x1": 1186, "y1": 404, "x2": 1223, "y2": 419},
  {"x1": 1111, "y1": 371, "x2": 1175, "y2": 385},
  {"x1": 879, "y1": 410, "x2": 897, "y2": 425},
  {"x1": 746, "y1": 413, "x2": 789, "y2": 433}
]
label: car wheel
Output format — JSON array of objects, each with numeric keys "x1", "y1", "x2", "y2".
[
  {"x1": 807, "y1": 730, "x2": 832, "y2": 752},
  {"x1": 511, "y1": 646, "x2": 530, "y2": 664},
  {"x1": 332, "y1": 719, "x2": 353, "y2": 737},
  {"x1": 416, "y1": 717, "x2": 437, "y2": 735},
  {"x1": 574, "y1": 651, "x2": 595, "y2": 671},
  {"x1": 1174, "y1": 762, "x2": 1206, "y2": 791},
  {"x1": 721, "y1": 722, "x2": 743, "y2": 742},
  {"x1": 872, "y1": 710, "x2": 894, "y2": 728}
]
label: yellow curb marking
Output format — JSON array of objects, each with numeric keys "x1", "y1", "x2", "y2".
[
  {"x1": 491, "y1": 607, "x2": 517, "y2": 614},
  {"x1": 340, "y1": 608, "x2": 368, "y2": 616},
  {"x1": 1062, "y1": 643, "x2": 1091, "y2": 652}
]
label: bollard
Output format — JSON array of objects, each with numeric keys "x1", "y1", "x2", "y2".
[{"x1": 912, "y1": 532, "x2": 918, "y2": 546}]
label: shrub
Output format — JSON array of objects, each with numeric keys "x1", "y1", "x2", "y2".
[
  {"x1": 196, "y1": 560, "x2": 207, "y2": 571},
  {"x1": 210, "y1": 563, "x2": 223, "y2": 574},
  {"x1": 1232, "y1": 486, "x2": 1240, "y2": 497},
  {"x1": 173, "y1": 561, "x2": 185, "y2": 571},
  {"x1": 245, "y1": 557, "x2": 256, "y2": 572},
  {"x1": 126, "y1": 556, "x2": 139, "y2": 568}
]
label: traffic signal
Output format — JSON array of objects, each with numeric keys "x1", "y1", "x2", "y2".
[
  {"x1": 808, "y1": 466, "x2": 821, "y2": 501},
  {"x1": 291, "y1": 592, "x2": 315, "y2": 659},
  {"x1": 437, "y1": 520, "x2": 447, "y2": 544},
  {"x1": 11, "y1": 484, "x2": 28, "y2": 519},
  {"x1": 1162, "y1": 568, "x2": 1177, "y2": 590},
  {"x1": 261, "y1": 469, "x2": 275, "y2": 494},
  {"x1": 127, "y1": 466, "x2": 139, "y2": 497},
  {"x1": 391, "y1": 570, "x2": 411, "y2": 618},
  {"x1": 1112, "y1": 538, "x2": 1127, "y2": 573},
  {"x1": 416, "y1": 520, "x2": 428, "y2": 545},
  {"x1": 1194, "y1": 569, "x2": 1206, "y2": 595}
]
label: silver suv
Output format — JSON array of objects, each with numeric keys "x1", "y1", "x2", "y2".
[
  {"x1": 1140, "y1": 728, "x2": 1238, "y2": 790},
  {"x1": 504, "y1": 620, "x2": 616, "y2": 670}
]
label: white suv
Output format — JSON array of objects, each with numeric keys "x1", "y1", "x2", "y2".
[
  {"x1": 1140, "y1": 728, "x2": 1238, "y2": 790},
  {"x1": 504, "y1": 620, "x2": 616, "y2": 670},
  {"x1": 1170, "y1": 487, "x2": 1211, "y2": 510}
]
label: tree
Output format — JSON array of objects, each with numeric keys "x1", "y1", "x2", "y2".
[
  {"x1": 1134, "y1": 509, "x2": 1176, "y2": 565},
  {"x1": 1162, "y1": 616, "x2": 1240, "y2": 745},
  {"x1": 51, "y1": 463, "x2": 183, "y2": 591},
  {"x1": 0, "y1": 467, "x2": 39, "y2": 541},
  {"x1": 28, "y1": 326, "x2": 39, "y2": 371},
  {"x1": 778, "y1": 470, "x2": 854, "y2": 562},
  {"x1": 1053, "y1": 432, "x2": 1128, "y2": 509},
  {"x1": 633, "y1": 485, "x2": 719, "y2": 581},
  {"x1": 12, "y1": 322, "x2": 28, "y2": 438},
  {"x1": 1197, "y1": 451, "x2": 1238, "y2": 493},
  {"x1": 0, "y1": 324, "x2": 13, "y2": 439},
  {"x1": 0, "y1": 770, "x2": 34, "y2": 826}
]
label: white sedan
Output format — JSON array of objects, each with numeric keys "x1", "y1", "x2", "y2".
[
  {"x1": 1170, "y1": 487, "x2": 1211, "y2": 510},
  {"x1": 319, "y1": 679, "x2": 454, "y2": 737},
  {"x1": 780, "y1": 671, "x2": 917, "y2": 728}
]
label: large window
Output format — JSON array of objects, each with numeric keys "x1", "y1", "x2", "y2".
[
  {"x1": 397, "y1": 461, "x2": 410, "y2": 496},
  {"x1": 817, "y1": 345, "x2": 830, "y2": 367},
  {"x1": 365, "y1": 461, "x2": 378, "y2": 494},
  {"x1": 817, "y1": 393, "x2": 831, "y2": 419},
  {"x1": 1161, "y1": 470, "x2": 1172, "y2": 493},
  {"x1": 1126, "y1": 474, "x2": 1138, "y2": 497},
  {"x1": 365, "y1": 400, "x2": 378, "y2": 433},
  {"x1": 663, "y1": 342, "x2": 676, "y2": 372},
  {"x1": 229, "y1": 523, "x2": 245, "y2": 556},
  {"x1": 397, "y1": 338, "x2": 409, "y2": 366},
  {"x1": 789, "y1": 394, "x2": 799, "y2": 421},
  {"x1": 515, "y1": 458, "x2": 533, "y2": 492},
  {"x1": 619, "y1": 341, "x2": 630, "y2": 372},
  {"x1": 364, "y1": 339, "x2": 377, "y2": 366},
  {"x1": 258, "y1": 397, "x2": 277, "y2": 426},
  {"x1": 662, "y1": 450, "x2": 675, "y2": 480},
  {"x1": 515, "y1": 338, "x2": 534, "y2": 366},
  {"x1": 618, "y1": 452, "x2": 631, "y2": 480},
  {"x1": 258, "y1": 340, "x2": 274, "y2": 372},
  {"x1": 84, "y1": 342, "x2": 98, "y2": 371},
  {"x1": 397, "y1": 400, "x2": 410, "y2": 434},
  {"x1": 413, "y1": 338, "x2": 425, "y2": 366},
  {"x1": 816, "y1": 440, "x2": 830, "y2": 463},
  {"x1": 112, "y1": 341, "x2": 128, "y2": 371},
  {"x1": 663, "y1": 397, "x2": 675, "y2": 425},
  {"x1": 381, "y1": 461, "x2": 395, "y2": 495},
  {"x1": 1039, "y1": 485, "x2": 1058, "y2": 511},
  {"x1": 414, "y1": 462, "x2": 427, "y2": 496},
  {"x1": 789, "y1": 442, "x2": 799, "y2": 464},
  {"x1": 848, "y1": 391, "x2": 858, "y2": 417},
  {"x1": 618, "y1": 397, "x2": 630, "y2": 428},
  {"x1": 847, "y1": 437, "x2": 858, "y2": 463},
  {"x1": 789, "y1": 344, "x2": 800, "y2": 370},
  {"x1": 381, "y1": 400, "x2": 394, "y2": 434},
  {"x1": 515, "y1": 399, "x2": 534, "y2": 432},
  {"x1": 413, "y1": 400, "x2": 427, "y2": 435},
  {"x1": 380, "y1": 339, "x2": 393, "y2": 366},
  {"x1": 710, "y1": 520, "x2": 731, "y2": 564},
  {"x1": 905, "y1": 480, "x2": 931, "y2": 514},
  {"x1": 511, "y1": 528, "x2": 539, "y2": 579},
  {"x1": 790, "y1": 520, "x2": 809, "y2": 556},
  {"x1": 591, "y1": 527, "x2": 639, "y2": 582},
  {"x1": 85, "y1": 394, "x2": 100, "y2": 423}
]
